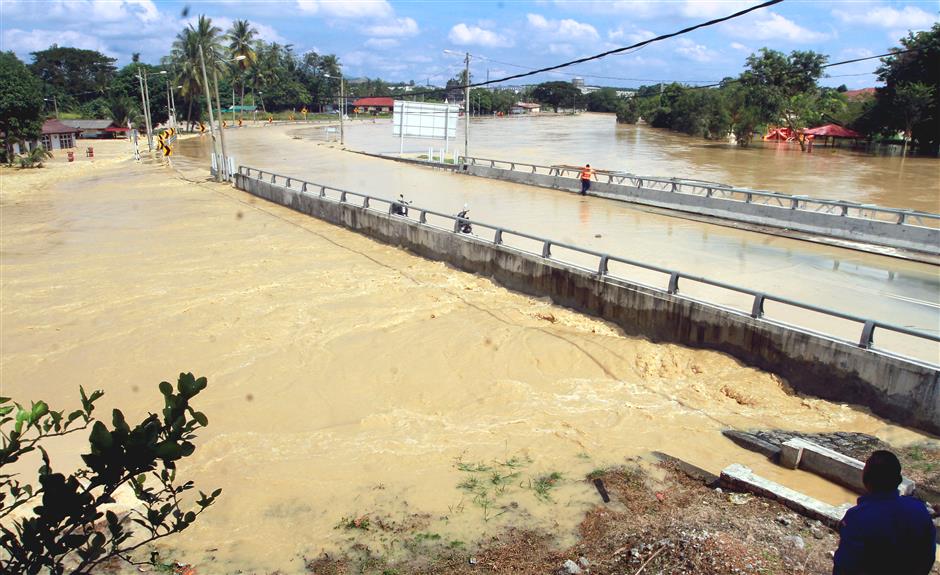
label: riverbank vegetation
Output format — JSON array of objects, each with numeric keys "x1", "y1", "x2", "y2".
[
  {"x1": 3, "y1": 14, "x2": 936, "y2": 156},
  {"x1": 616, "y1": 25, "x2": 939, "y2": 153}
]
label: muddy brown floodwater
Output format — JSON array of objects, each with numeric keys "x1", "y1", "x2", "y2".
[
  {"x1": 0, "y1": 141, "x2": 933, "y2": 573},
  {"x1": 175, "y1": 120, "x2": 940, "y2": 363}
]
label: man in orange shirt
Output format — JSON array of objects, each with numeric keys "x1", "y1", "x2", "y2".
[{"x1": 580, "y1": 164, "x2": 596, "y2": 195}]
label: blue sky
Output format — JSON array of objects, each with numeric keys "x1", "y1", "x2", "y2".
[{"x1": 1, "y1": 0, "x2": 937, "y2": 89}]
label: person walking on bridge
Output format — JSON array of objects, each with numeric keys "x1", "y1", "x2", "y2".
[{"x1": 580, "y1": 163, "x2": 597, "y2": 196}]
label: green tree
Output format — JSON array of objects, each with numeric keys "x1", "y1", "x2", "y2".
[
  {"x1": 894, "y1": 82, "x2": 935, "y2": 153},
  {"x1": 531, "y1": 81, "x2": 582, "y2": 113},
  {"x1": 0, "y1": 374, "x2": 220, "y2": 574},
  {"x1": 615, "y1": 97, "x2": 639, "y2": 124},
  {"x1": 170, "y1": 16, "x2": 224, "y2": 129},
  {"x1": 0, "y1": 52, "x2": 44, "y2": 164},
  {"x1": 28, "y1": 46, "x2": 117, "y2": 112},
  {"x1": 867, "y1": 24, "x2": 940, "y2": 152},
  {"x1": 585, "y1": 88, "x2": 622, "y2": 113},
  {"x1": 738, "y1": 48, "x2": 827, "y2": 147},
  {"x1": 227, "y1": 19, "x2": 258, "y2": 115}
]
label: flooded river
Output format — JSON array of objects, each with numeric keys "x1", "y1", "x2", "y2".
[
  {"x1": 0, "y1": 134, "x2": 934, "y2": 573},
  {"x1": 176, "y1": 119, "x2": 940, "y2": 363}
]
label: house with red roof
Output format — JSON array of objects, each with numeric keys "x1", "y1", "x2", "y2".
[
  {"x1": 9, "y1": 119, "x2": 82, "y2": 155},
  {"x1": 353, "y1": 97, "x2": 394, "y2": 113}
]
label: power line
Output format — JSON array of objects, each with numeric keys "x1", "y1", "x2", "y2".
[
  {"x1": 466, "y1": 0, "x2": 784, "y2": 89},
  {"x1": 470, "y1": 53, "x2": 719, "y2": 85}
]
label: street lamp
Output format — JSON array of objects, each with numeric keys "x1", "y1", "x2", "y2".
[
  {"x1": 43, "y1": 97, "x2": 59, "y2": 119},
  {"x1": 323, "y1": 73, "x2": 344, "y2": 146}
]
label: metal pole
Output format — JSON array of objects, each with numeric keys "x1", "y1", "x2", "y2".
[
  {"x1": 169, "y1": 81, "x2": 178, "y2": 131},
  {"x1": 212, "y1": 65, "x2": 229, "y2": 180},
  {"x1": 166, "y1": 77, "x2": 172, "y2": 128},
  {"x1": 136, "y1": 70, "x2": 152, "y2": 151},
  {"x1": 339, "y1": 76, "x2": 345, "y2": 146},
  {"x1": 464, "y1": 52, "x2": 470, "y2": 159},
  {"x1": 198, "y1": 45, "x2": 220, "y2": 181},
  {"x1": 143, "y1": 72, "x2": 153, "y2": 143},
  {"x1": 137, "y1": 68, "x2": 153, "y2": 151},
  {"x1": 52, "y1": 95, "x2": 59, "y2": 119}
]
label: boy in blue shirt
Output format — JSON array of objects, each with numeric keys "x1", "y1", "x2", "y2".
[{"x1": 833, "y1": 450, "x2": 936, "y2": 575}]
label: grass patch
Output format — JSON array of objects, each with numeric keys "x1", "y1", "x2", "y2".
[{"x1": 529, "y1": 472, "x2": 563, "y2": 503}]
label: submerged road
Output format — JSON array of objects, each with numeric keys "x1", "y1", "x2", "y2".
[{"x1": 174, "y1": 123, "x2": 940, "y2": 363}]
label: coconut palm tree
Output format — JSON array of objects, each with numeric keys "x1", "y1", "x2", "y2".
[
  {"x1": 170, "y1": 15, "x2": 224, "y2": 130},
  {"x1": 227, "y1": 19, "x2": 257, "y2": 114}
]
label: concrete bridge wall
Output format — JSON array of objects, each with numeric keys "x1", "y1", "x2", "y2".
[
  {"x1": 459, "y1": 164, "x2": 940, "y2": 255},
  {"x1": 236, "y1": 173, "x2": 940, "y2": 434}
]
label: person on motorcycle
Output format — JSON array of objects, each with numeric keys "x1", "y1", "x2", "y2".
[
  {"x1": 456, "y1": 204, "x2": 472, "y2": 234},
  {"x1": 392, "y1": 194, "x2": 410, "y2": 216}
]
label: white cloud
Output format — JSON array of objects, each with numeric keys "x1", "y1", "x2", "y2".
[
  {"x1": 675, "y1": 38, "x2": 717, "y2": 63},
  {"x1": 361, "y1": 17, "x2": 419, "y2": 37},
  {"x1": 527, "y1": 13, "x2": 599, "y2": 42},
  {"x1": 729, "y1": 42, "x2": 751, "y2": 52},
  {"x1": 448, "y1": 23, "x2": 514, "y2": 48},
  {"x1": 678, "y1": 0, "x2": 753, "y2": 18},
  {"x1": 552, "y1": 0, "x2": 753, "y2": 19},
  {"x1": 364, "y1": 38, "x2": 399, "y2": 48},
  {"x1": 1, "y1": 28, "x2": 113, "y2": 56},
  {"x1": 46, "y1": 0, "x2": 160, "y2": 24},
  {"x1": 197, "y1": 16, "x2": 287, "y2": 44},
  {"x1": 608, "y1": 26, "x2": 655, "y2": 44},
  {"x1": 832, "y1": 5, "x2": 937, "y2": 29},
  {"x1": 725, "y1": 11, "x2": 829, "y2": 43},
  {"x1": 548, "y1": 43, "x2": 575, "y2": 55},
  {"x1": 296, "y1": 0, "x2": 393, "y2": 19}
]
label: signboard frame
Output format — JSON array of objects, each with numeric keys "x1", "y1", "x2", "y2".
[{"x1": 392, "y1": 100, "x2": 459, "y2": 155}]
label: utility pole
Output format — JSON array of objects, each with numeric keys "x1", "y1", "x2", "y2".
[
  {"x1": 212, "y1": 65, "x2": 229, "y2": 180},
  {"x1": 165, "y1": 76, "x2": 173, "y2": 130},
  {"x1": 136, "y1": 67, "x2": 153, "y2": 151},
  {"x1": 51, "y1": 95, "x2": 59, "y2": 119},
  {"x1": 169, "y1": 82, "x2": 178, "y2": 131},
  {"x1": 339, "y1": 76, "x2": 345, "y2": 146},
  {"x1": 143, "y1": 72, "x2": 154, "y2": 146},
  {"x1": 198, "y1": 45, "x2": 221, "y2": 181},
  {"x1": 463, "y1": 51, "x2": 470, "y2": 160}
]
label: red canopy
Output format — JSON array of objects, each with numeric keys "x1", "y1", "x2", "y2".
[{"x1": 802, "y1": 124, "x2": 861, "y2": 138}]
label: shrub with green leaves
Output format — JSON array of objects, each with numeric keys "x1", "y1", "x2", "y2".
[{"x1": 0, "y1": 373, "x2": 220, "y2": 574}]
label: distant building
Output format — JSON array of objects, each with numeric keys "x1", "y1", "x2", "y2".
[
  {"x1": 62, "y1": 119, "x2": 130, "y2": 139},
  {"x1": 843, "y1": 87, "x2": 876, "y2": 101},
  {"x1": 572, "y1": 77, "x2": 585, "y2": 89},
  {"x1": 615, "y1": 89, "x2": 637, "y2": 98},
  {"x1": 352, "y1": 97, "x2": 394, "y2": 113},
  {"x1": 510, "y1": 102, "x2": 541, "y2": 115},
  {"x1": 9, "y1": 119, "x2": 82, "y2": 154}
]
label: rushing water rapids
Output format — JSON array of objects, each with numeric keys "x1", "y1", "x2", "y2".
[{"x1": 0, "y1": 134, "x2": 934, "y2": 573}]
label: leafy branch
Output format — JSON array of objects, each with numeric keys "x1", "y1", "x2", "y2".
[{"x1": 0, "y1": 373, "x2": 220, "y2": 575}]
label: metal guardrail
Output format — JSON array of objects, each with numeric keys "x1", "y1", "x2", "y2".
[
  {"x1": 238, "y1": 165, "x2": 940, "y2": 365},
  {"x1": 459, "y1": 155, "x2": 940, "y2": 230}
]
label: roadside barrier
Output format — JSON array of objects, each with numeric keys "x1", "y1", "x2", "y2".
[
  {"x1": 453, "y1": 155, "x2": 940, "y2": 255},
  {"x1": 237, "y1": 165, "x2": 939, "y2": 365}
]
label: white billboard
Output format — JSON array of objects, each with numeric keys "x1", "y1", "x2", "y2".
[{"x1": 393, "y1": 100, "x2": 459, "y2": 140}]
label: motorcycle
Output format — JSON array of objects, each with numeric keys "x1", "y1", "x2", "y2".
[
  {"x1": 456, "y1": 207, "x2": 472, "y2": 234},
  {"x1": 391, "y1": 194, "x2": 411, "y2": 217}
]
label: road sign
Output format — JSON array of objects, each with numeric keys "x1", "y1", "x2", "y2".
[
  {"x1": 199, "y1": 122, "x2": 206, "y2": 134},
  {"x1": 301, "y1": 107, "x2": 308, "y2": 114},
  {"x1": 238, "y1": 118, "x2": 243, "y2": 127},
  {"x1": 393, "y1": 101, "x2": 459, "y2": 140}
]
